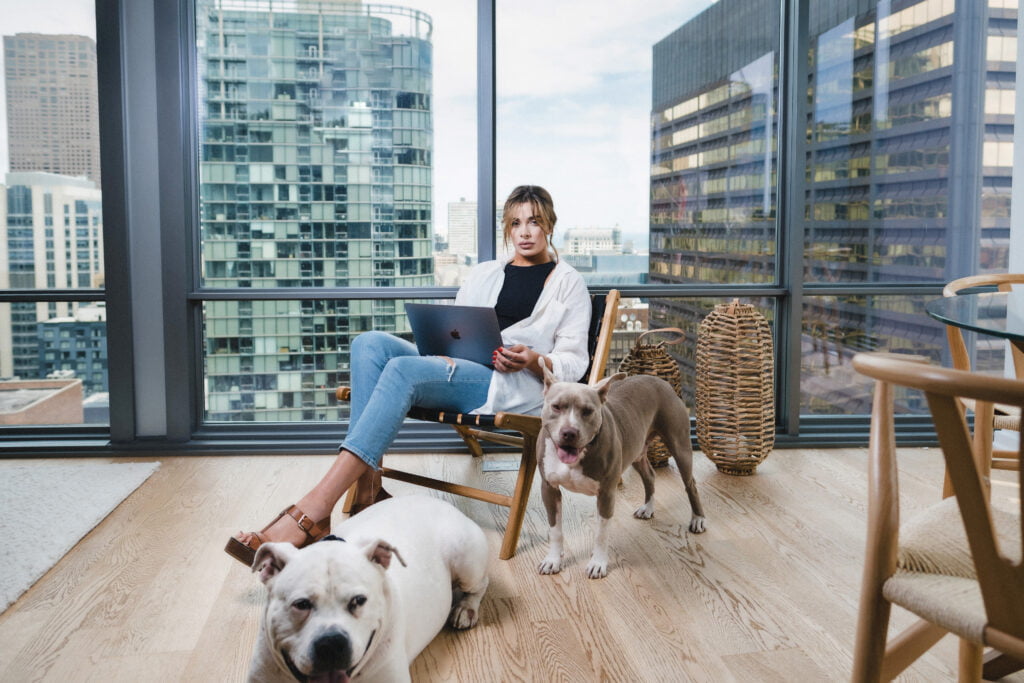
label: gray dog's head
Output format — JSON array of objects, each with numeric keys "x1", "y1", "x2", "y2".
[
  {"x1": 541, "y1": 367, "x2": 625, "y2": 466},
  {"x1": 252, "y1": 537, "x2": 405, "y2": 682}
]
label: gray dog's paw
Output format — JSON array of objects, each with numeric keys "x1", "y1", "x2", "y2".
[
  {"x1": 689, "y1": 515, "x2": 707, "y2": 533},
  {"x1": 633, "y1": 502, "x2": 653, "y2": 519},
  {"x1": 537, "y1": 555, "x2": 562, "y2": 575}
]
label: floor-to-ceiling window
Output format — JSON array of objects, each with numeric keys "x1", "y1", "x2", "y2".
[
  {"x1": 1, "y1": 0, "x2": 1018, "y2": 450},
  {"x1": 0, "y1": 6, "x2": 109, "y2": 432},
  {"x1": 193, "y1": 0, "x2": 476, "y2": 425}
]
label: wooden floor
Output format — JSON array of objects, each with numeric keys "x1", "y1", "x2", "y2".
[{"x1": 0, "y1": 447, "x2": 1020, "y2": 682}]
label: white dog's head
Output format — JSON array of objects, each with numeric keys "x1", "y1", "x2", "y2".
[
  {"x1": 540, "y1": 366, "x2": 625, "y2": 466},
  {"x1": 252, "y1": 536, "x2": 405, "y2": 682}
]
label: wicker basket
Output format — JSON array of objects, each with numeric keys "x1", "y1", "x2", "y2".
[
  {"x1": 617, "y1": 328, "x2": 685, "y2": 467},
  {"x1": 695, "y1": 300, "x2": 774, "y2": 475}
]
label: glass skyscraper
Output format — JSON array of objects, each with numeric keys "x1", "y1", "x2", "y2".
[
  {"x1": 197, "y1": 0, "x2": 434, "y2": 421},
  {"x1": 650, "y1": 0, "x2": 1015, "y2": 414}
]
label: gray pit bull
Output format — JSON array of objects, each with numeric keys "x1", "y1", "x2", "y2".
[{"x1": 536, "y1": 368, "x2": 707, "y2": 578}]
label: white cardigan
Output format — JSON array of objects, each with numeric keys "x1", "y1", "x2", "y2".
[{"x1": 454, "y1": 259, "x2": 591, "y2": 415}]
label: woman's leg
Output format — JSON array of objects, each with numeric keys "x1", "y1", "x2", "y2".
[{"x1": 232, "y1": 334, "x2": 492, "y2": 549}]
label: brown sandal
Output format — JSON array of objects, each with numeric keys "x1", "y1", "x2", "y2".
[
  {"x1": 224, "y1": 505, "x2": 331, "y2": 567},
  {"x1": 347, "y1": 487, "x2": 393, "y2": 516}
]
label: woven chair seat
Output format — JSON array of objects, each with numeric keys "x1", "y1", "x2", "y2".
[
  {"x1": 995, "y1": 412, "x2": 1021, "y2": 432},
  {"x1": 883, "y1": 497, "x2": 1022, "y2": 643}
]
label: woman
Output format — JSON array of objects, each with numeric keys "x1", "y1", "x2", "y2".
[{"x1": 225, "y1": 185, "x2": 591, "y2": 565}]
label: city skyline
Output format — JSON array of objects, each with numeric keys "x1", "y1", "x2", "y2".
[{"x1": 0, "y1": 0, "x2": 717, "y2": 244}]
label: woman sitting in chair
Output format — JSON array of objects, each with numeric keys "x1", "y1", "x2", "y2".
[{"x1": 226, "y1": 185, "x2": 592, "y2": 565}]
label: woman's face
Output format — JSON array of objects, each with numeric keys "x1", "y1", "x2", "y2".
[{"x1": 508, "y1": 202, "x2": 552, "y2": 266}]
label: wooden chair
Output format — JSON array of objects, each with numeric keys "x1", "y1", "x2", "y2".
[
  {"x1": 336, "y1": 289, "x2": 620, "y2": 559},
  {"x1": 943, "y1": 274, "x2": 1024, "y2": 481},
  {"x1": 851, "y1": 352, "x2": 1024, "y2": 682}
]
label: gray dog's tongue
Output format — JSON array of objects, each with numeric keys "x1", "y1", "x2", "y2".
[{"x1": 557, "y1": 445, "x2": 579, "y2": 464}]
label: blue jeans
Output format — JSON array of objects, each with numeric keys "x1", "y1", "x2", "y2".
[{"x1": 341, "y1": 330, "x2": 494, "y2": 469}]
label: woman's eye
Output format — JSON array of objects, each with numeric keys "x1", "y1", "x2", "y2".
[{"x1": 292, "y1": 598, "x2": 313, "y2": 611}]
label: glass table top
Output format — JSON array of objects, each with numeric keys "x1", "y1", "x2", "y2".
[{"x1": 925, "y1": 291, "x2": 1024, "y2": 344}]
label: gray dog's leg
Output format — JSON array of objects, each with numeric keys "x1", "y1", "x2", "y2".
[
  {"x1": 664, "y1": 432, "x2": 707, "y2": 533},
  {"x1": 586, "y1": 487, "x2": 617, "y2": 579},
  {"x1": 538, "y1": 480, "x2": 564, "y2": 574},
  {"x1": 630, "y1": 454, "x2": 656, "y2": 519}
]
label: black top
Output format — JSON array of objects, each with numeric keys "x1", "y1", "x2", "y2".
[{"x1": 495, "y1": 261, "x2": 557, "y2": 330}]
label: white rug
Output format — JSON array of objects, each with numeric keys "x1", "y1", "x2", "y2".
[{"x1": 0, "y1": 461, "x2": 160, "y2": 613}]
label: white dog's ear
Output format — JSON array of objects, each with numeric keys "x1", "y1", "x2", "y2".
[
  {"x1": 542, "y1": 363, "x2": 558, "y2": 393},
  {"x1": 594, "y1": 372, "x2": 626, "y2": 402},
  {"x1": 359, "y1": 538, "x2": 407, "y2": 570},
  {"x1": 253, "y1": 542, "x2": 298, "y2": 584}
]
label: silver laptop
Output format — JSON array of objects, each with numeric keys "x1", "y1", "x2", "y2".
[{"x1": 405, "y1": 303, "x2": 504, "y2": 367}]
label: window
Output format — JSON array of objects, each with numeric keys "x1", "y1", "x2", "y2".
[
  {"x1": 194, "y1": 0, "x2": 476, "y2": 423},
  {"x1": 0, "y1": 6, "x2": 108, "y2": 429}
]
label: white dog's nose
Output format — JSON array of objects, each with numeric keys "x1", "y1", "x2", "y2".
[{"x1": 311, "y1": 629, "x2": 352, "y2": 673}]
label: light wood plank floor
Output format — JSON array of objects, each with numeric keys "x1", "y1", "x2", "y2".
[{"x1": 0, "y1": 448, "x2": 1020, "y2": 682}]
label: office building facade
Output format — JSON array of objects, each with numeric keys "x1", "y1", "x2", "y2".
[
  {"x1": 198, "y1": 0, "x2": 434, "y2": 421},
  {"x1": 3, "y1": 33, "x2": 101, "y2": 185},
  {"x1": 446, "y1": 197, "x2": 477, "y2": 259},
  {"x1": 1, "y1": 172, "x2": 104, "y2": 385},
  {"x1": 650, "y1": 0, "x2": 1014, "y2": 413}
]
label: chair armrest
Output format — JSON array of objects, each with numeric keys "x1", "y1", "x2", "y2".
[{"x1": 493, "y1": 412, "x2": 541, "y2": 436}]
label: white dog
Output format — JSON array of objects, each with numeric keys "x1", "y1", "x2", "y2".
[{"x1": 248, "y1": 495, "x2": 490, "y2": 682}]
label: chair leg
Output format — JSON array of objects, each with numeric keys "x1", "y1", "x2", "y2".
[
  {"x1": 958, "y1": 639, "x2": 983, "y2": 682},
  {"x1": 453, "y1": 424, "x2": 485, "y2": 458},
  {"x1": 852, "y1": 591, "x2": 892, "y2": 682},
  {"x1": 498, "y1": 436, "x2": 538, "y2": 560},
  {"x1": 340, "y1": 480, "x2": 359, "y2": 514},
  {"x1": 881, "y1": 620, "x2": 947, "y2": 681}
]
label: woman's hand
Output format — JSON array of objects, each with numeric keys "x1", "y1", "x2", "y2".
[{"x1": 492, "y1": 344, "x2": 545, "y2": 377}]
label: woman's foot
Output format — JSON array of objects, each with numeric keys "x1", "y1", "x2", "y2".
[
  {"x1": 349, "y1": 470, "x2": 392, "y2": 514},
  {"x1": 349, "y1": 486, "x2": 392, "y2": 515},
  {"x1": 225, "y1": 497, "x2": 332, "y2": 566}
]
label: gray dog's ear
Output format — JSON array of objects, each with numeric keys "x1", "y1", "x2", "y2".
[
  {"x1": 359, "y1": 538, "x2": 407, "y2": 570},
  {"x1": 542, "y1": 364, "x2": 558, "y2": 393},
  {"x1": 594, "y1": 372, "x2": 626, "y2": 402},
  {"x1": 253, "y1": 542, "x2": 298, "y2": 584}
]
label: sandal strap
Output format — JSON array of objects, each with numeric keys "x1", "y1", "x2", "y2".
[{"x1": 284, "y1": 505, "x2": 329, "y2": 541}]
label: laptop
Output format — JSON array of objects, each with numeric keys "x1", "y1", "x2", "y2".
[{"x1": 405, "y1": 303, "x2": 504, "y2": 367}]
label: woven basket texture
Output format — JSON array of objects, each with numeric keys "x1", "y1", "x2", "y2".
[
  {"x1": 695, "y1": 301, "x2": 774, "y2": 475},
  {"x1": 617, "y1": 328, "x2": 685, "y2": 467}
]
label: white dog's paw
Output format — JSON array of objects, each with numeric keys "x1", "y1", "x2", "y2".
[
  {"x1": 449, "y1": 604, "x2": 480, "y2": 630},
  {"x1": 689, "y1": 515, "x2": 707, "y2": 533},
  {"x1": 585, "y1": 556, "x2": 609, "y2": 579},
  {"x1": 633, "y1": 501, "x2": 654, "y2": 519},
  {"x1": 537, "y1": 553, "x2": 562, "y2": 575}
]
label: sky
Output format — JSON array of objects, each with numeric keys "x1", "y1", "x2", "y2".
[{"x1": 0, "y1": 0, "x2": 718, "y2": 245}]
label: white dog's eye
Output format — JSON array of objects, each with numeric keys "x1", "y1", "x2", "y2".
[
  {"x1": 291, "y1": 598, "x2": 313, "y2": 612},
  {"x1": 581, "y1": 407, "x2": 593, "y2": 417},
  {"x1": 551, "y1": 403, "x2": 562, "y2": 413},
  {"x1": 348, "y1": 595, "x2": 367, "y2": 613}
]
